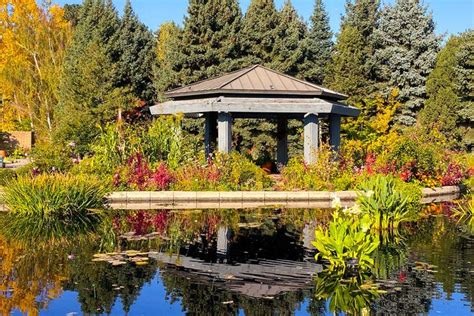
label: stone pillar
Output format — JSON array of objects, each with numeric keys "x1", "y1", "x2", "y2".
[
  {"x1": 276, "y1": 117, "x2": 288, "y2": 165},
  {"x1": 204, "y1": 112, "x2": 217, "y2": 157},
  {"x1": 329, "y1": 114, "x2": 341, "y2": 151},
  {"x1": 218, "y1": 112, "x2": 232, "y2": 153},
  {"x1": 304, "y1": 113, "x2": 319, "y2": 164},
  {"x1": 217, "y1": 226, "x2": 230, "y2": 263}
]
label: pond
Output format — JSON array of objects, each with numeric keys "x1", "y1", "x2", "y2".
[{"x1": 1, "y1": 206, "x2": 473, "y2": 315}]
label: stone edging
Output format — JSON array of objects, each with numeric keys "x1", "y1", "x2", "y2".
[{"x1": 106, "y1": 186, "x2": 461, "y2": 210}]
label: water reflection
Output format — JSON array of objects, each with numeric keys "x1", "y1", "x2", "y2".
[{"x1": 0, "y1": 207, "x2": 472, "y2": 315}]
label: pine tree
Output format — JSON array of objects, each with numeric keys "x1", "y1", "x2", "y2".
[
  {"x1": 154, "y1": 22, "x2": 183, "y2": 95},
  {"x1": 270, "y1": 1, "x2": 307, "y2": 76},
  {"x1": 240, "y1": 0, "x2": 279, "y2": 66},
  {"x1": 420, "y1": 31, "x2": 474, "y2": 150},
  {"x1": 453, "y1": 31, "x2": 474, "y2": 150},
  {"x1": 177, "y1": 0, "x2": 242, "y2": 84},
  {"x1": 325, "y1": 0, "x2": 379, "y2": 101},
  {"x1": 325, "y1": 25, "x2": 369, "y2": 99},
  {"x1": 300, "y1": 0, "x2": 333, "y2": 85},
  {"x1": 56, "y1": 0, "x2": 131, "y2": 154},
  {"x1": 373, "y1": 0, "x2": 440, "y2": 126},
  {"x1": 114, "y1": 0, "x2": 155, "y2": 102}
]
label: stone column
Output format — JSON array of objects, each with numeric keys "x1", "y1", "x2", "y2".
[
  {"x1": 204, "y1": 112, "x2": 217, "y2": 157},
  {"x1": 329, "y1": 114, "x2": 341, "y2": 151},
  {"x1": 304, "y1": 113, "x2": 319, "y2": 164},
  {"x1": 217, "y1": 226, "x2": 230, "y2": 263},
  {"x1": 218, "y1": 112, "x2": 232, "y2": 153},
  {"x1": 276, "y1": 117, "x2": 289, "y2": 165}
]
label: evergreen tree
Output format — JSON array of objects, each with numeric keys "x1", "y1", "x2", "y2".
[
  {"x1": 240, "y1": 0, "x2": 279, "y2": 66},
  {"x1": 154, "y1": 22, "x2": 183, "y2": 95},
  {"x1": 373, "y1": 0, "x2": 440, "y2": 126},
  {"x1": 114, "y1": 0, "x2": 155, "y2": 102},
  {"x1": 270, "y1": 0, "x2": 307, "y2": 76},
  {"x1": 420, "y1": 31, "x2": 474, "y2": 150},
  {"x1": 325, "y1": 0, "x2": 379, "y2": 101},
  {"x1": 63, "y1": 4, "x2": 82, "y2": 27},
  {"x1": 56, "y1": 0, "x2": 131, "y2": 154},
  {"x1": 300, "y1": 0, "x2": 333, "y2": 85},
  {"x1": 453, "y1": 30, "x2": 474, "y2": 150},
  {"x1": 177, "y1": 0, "x2": 242, "y2": 84},
  {"x1": 325, "y1": 25, "x2": 369, "y2": 99}
]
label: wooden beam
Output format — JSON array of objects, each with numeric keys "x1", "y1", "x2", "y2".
[{"x1": 150, "y1": 97, "x2": 360, "y2": 117}]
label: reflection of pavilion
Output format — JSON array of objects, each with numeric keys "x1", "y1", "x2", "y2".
[
  {"x1": 151, "y1": 252, "x2": 321, "y2": 298},
  {"x1": 150, "y1": 222, "x2": 321, "y2": 299}
]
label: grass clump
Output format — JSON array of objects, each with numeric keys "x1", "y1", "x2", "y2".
[{"x1": 2, "y1": 174, "x2": 109, "y2": 241}]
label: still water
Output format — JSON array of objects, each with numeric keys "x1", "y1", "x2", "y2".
[{"x1": 1, "y1": 207, "x2": 473, "y2": 315}]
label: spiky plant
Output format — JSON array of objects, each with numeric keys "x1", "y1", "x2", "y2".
[{"x1": 1, "y1": 174, "x2": 109, "y2": 241}]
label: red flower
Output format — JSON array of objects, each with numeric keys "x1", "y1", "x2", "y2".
[{"x1": 151, "y1": 163, "x2": 174, "y2": 190}]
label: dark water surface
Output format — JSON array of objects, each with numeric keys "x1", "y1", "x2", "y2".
[{"x1": 1, "y1": 208, "x2": 473, "y2": 315}]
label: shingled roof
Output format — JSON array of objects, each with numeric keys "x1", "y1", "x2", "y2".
[{"x1": 165, "y1": 65, "x2": 347, "y2": 100}]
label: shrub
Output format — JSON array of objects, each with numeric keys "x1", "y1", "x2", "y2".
[
  {"x1": 0, "y1": 164, "x2": 34, "y2": 186},
  {"x1": 31, "y1": 142, "x2": 75, "y2": 173},
  {"x1": 173, "y1": 152, "x2": 273, "y2": 191},
  {"x1": 281, "y1": 144, "x2": 356, "y2": 191},
  {"x1": 0, "y1": 169, "x2": 17, "y2": 186},
  {"x1": 357, "y1": 175, "x2": 421, "y2": 229},
  {"x1": 1, "y1": 174, "x2": 108, "y2": 241},
  {"x1": 113, "y1": 153, "x2": 174, "y2": 191}
]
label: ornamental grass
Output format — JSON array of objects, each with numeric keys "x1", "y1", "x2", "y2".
[{"x1": 1, "y1": 174, "x2": 109, "y2": 241}]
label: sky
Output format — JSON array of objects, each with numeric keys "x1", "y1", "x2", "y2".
[{"x1": 54, "y1": 0, "x2": 473, "y2": 37}]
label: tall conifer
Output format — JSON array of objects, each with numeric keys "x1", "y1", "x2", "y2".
[
  {"x1": 373, "y1": 0, "x2": 440, "y2": 126},
  {"x1": 154, "y1": 22, "x2": 183, "y2": 95},
  {"x1": 270, "y1": 1, "x2": 307, "y2": 76},
  {"x1": 240, "y1": 0, "x2": 279, "y2": 66},
  {"x1": 114, "y1": 0, "x2": 155, "y2": 102},
  {"x1": 177, "y1": 0, "x2": 242, "y2": 84},
  {"x1": 325, "y1": 0, "x2": 379, "y2": 101},
  {"x1": 420, "y1": 31, "x2": 473, "y2": 149},
  {"x1": 300, "y1": 0, "x2": 333, "y2": 84},
  {"x1": 56, "y1": 0, "x2": 129, "y2": 154}
]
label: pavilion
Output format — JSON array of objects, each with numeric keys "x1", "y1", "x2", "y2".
[{"x1": 149, "y1": 65, "x2": 359, "y2": 164}]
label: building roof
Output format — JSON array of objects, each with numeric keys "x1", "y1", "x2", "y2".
[{"x1": 165, "y1": 65, "x2": 347, "y2": 100}]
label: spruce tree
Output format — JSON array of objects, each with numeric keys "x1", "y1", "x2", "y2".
[
  {"x1": 373, "y1": 0, "x2": 440, "y2": 126},
  {"x1": 114, "y1": 0, "x2": 155, "y2": 102},
  {"x1": 270, "y1": 0, "x2": 307, "y2": 76},
  {"x1": 300, "y1": 0, "x2": 333, "y2": 85},
  {"x1": 325, "y1": 0, "x2": 379, "y2": 101},
  {"x1": 154, "y1": 22, "x2": 184, "y2": 95},
  {"x1": 177, "y1": 0, "x2": 242, "y2": 84},
  {"x1": 240, "y1": 0, "x2": 279, "y2": 66},
  {"x1": 56, "y1": 0, "x2": 130, "y2": 154},
  {"x1": 420, "y1": 31, "x2": 474, "y2": 150},
  {"x1": 453, "y1": 30, "x2": 474, "y2": 150}
]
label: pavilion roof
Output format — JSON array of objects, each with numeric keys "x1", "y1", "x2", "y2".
[{"x1": 165, "y1": 65, "x2": 347, "y2": 101}]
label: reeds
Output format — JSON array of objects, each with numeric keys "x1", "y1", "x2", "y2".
[{"x1": 1, "y1": 174, "x2": 109, "y2": 241}]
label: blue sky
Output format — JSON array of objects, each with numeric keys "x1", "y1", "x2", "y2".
[{"x1": 54, "y1": 0, "x2": 473, "y2": 37}]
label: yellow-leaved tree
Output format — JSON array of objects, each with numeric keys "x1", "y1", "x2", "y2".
[{"x1": 0, "y1": 0, "x2": 71, "y2": 140}]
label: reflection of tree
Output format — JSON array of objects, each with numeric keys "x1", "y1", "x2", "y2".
[
  {"x1": 0, "y1": 237, "x2": 80, "y2": 315},
  {"x1": 65, "y1": 252, "x2": 158, "y2": 315},
  {"x1": 372, "y1": 267, "x2": 437, "y2": 314},
  {"x1": 404, "y1": 216, "x2": 474, "y2": 310}
]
